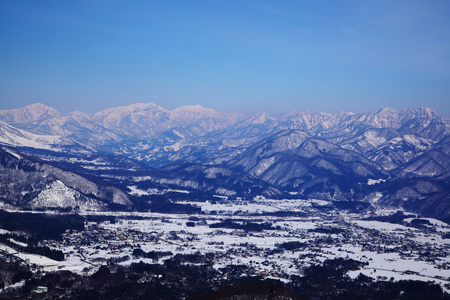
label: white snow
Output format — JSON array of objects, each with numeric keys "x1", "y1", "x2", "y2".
[
  {"x1": 3, "y1": 147, "x2": 22, "y2": 159},
  {"x1": 353, "y1": 220, "x2": 414, "y2": 232},
  {"x1": 8, "y1": 238, "x2": 27, "y2": 248},
  {"x1": 364, "y1": 130, "x2": 387, "y2": 147},
  {"x1": 127, "y1": 186, "x2": 151, "y2": 196},
  {"x1": 0, "y1": 121, "x2": 62, "y2": 150},
  {"x1": 367, "y1": 179, "x2": 386, "y2": 185}
]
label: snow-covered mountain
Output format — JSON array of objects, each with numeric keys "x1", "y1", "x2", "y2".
[
  {"x1": 0, "y1": 103, "x2": 61, "y2": 124},
  {"x1": 0, "y1": 147, "x2": 132, "y2": 211},
  {"x1": 0, "y1": 103, "x2": 449, "y2": 222},
  {"x1": 229, "y1": 129, "x2": 389, "y2": 200},
  {"x1": 2, "y1": 103, "x2": 447, "y2": 161}
]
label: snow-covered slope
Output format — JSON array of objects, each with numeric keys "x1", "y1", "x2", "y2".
[
  {"x1": 30, "y1": 180, "x2": 108, "y2": 211},
  {"x1": 0, "y1": 147, "x2": 132, "y2": 210},
  {"x1": 0, "y1": 121, "x2": 63, "y2": 150},
  {"x1": 229, "y1": 129, "x2": 389, "y2": 200}
]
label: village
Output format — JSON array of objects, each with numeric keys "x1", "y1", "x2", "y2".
[{"x1": 22, "y1": 198, "x2": 449, "y2": 293}]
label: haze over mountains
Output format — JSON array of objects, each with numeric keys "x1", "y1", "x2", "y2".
[{"x1": 0, "y1": 103, "x2": 449, "y2": 222}]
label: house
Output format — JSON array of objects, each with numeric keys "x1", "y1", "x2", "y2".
[{"x1": 33, "y1": 286, "x2": 48, "y2": 293}]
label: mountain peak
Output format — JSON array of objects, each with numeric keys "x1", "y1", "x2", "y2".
[
  {"x1": 177, "y1": 104, "x2": 205, "y2": 110},
  {"x1": 26, "y1": 103, "x2": 52, "y2": 109},
  {"x1": 376, "y1": 107, "x2": 400, "y2": 116},
  {"x1": 0, "y1": 103, "x2": 61, "y2": 124},
  {"x1": 173, "y1": 105, "x2": 228, "y2": 121},
  {"x1": 127, "y1": 102, "x2": 164, "y2": 111},
  {"x1": 175, "y1": 104, "x2": 218, "y2": 114},
  {"x1": 244, "y1": 112, "x2": 275, "y2": 125},
  {"x1": 92, "y1": 102, "x2": 168, "y2": 123},
  {"x1": 404, "y1": 107, "x2": 440, "y2": 119}
]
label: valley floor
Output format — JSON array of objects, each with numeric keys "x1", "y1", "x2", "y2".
[{"x1": 1, "y1": 198, "x2": 449, "y2": 297}]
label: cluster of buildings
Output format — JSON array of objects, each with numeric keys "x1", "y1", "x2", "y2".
[{"x1": 31, "y1": 200, "x2": 450, "y2": 287}]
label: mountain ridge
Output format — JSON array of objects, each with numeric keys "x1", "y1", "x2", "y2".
[{"x1": 0, "y1": 103, "x2": 449, "y2": 222}]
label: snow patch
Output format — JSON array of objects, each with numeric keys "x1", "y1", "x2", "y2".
[
  {"x1": 367, "y1": 179, "x2": 386, "y2": 185},
  {"x1": 8, "y1": 238, "x2": 27, "y2": 248}
]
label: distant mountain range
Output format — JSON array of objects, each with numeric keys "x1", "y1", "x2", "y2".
[{"x1": 0, "y1": 103, "x2": 449, "y2": 222}]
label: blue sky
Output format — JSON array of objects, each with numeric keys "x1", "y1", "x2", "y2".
[{"x1": 1, "y1": 0, "x2": 449, "y2": 116}]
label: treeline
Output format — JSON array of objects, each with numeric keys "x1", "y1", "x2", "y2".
[
  {"x1": 0, "y1": 209, "x2": 84, "y2": 240},
  {"x1": 132, "y1": 195, "x2": 203, "y2": 214},
  {"x1": 365, "y1": 210, "x2": 416, "y2": 225},
  {"x1": 308, "y1": 227, "x2": 345, "y2": 234},
  {"x1": 252, "y1": 210, "x2": 306, "y2": 218},
  {"x1": 209, "y1": 219, "x2": 273, "y2": 232},
  {"x1": 132, "y1": 248, "x2": 172, "y2": 261},
  {"x1": 276, "y1": 241, "x2": 306, "y2": 251}
]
